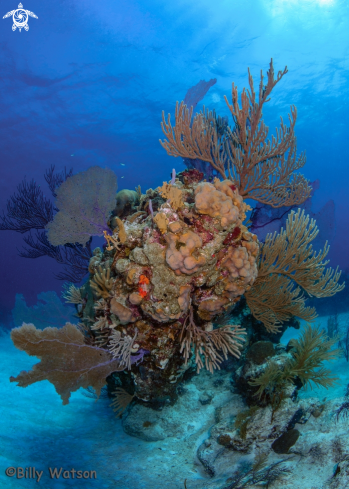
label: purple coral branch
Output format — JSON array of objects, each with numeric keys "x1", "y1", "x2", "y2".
[
  {"x1": 149, "y1": 199, "x2": 154, "y2": 219},
  {"x1": 130, "y1": 348, "x2": 149, "y2": 366},
  {"x1": 171, "y1": 168, "x2": 176, "y2": 185}
]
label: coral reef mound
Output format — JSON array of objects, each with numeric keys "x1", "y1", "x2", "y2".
[{"x1": 83, "y1": 173, "x2": 258, "y2": 402}]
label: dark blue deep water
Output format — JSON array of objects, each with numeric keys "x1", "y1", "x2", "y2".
[{"x1": 0, "y1": 1, "x2": 349, "y2": 488}]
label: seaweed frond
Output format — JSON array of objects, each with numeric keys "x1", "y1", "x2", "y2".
[{"x1": 234, "y1": 406, "x2": 259, "y2": 440}]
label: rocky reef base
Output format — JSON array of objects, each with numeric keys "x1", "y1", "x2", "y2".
[{"x1": 121, "y1": 364, "x2": 349, "y2": 489}]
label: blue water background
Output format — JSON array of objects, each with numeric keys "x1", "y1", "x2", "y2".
[
  {"x1": 0, "y1": 2, "x2": 349, "y2": 487},
  {"x1": 0, "y1": 0, "x2": 348, "y2": 322}
]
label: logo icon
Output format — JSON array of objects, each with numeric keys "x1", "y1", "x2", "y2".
[{"x1": 3, "y1": 3, "x2": 38, "y2": 32}]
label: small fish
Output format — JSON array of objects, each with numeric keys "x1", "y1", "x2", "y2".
[{"x1": 120, "y1": 163, "x2": 125, "y2": 166}]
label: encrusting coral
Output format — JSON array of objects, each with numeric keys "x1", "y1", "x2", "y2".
[{"x1": 9, "y1": 59, "x2": 345, "y2": 411}]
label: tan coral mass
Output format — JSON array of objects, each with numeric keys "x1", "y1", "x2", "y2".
[
  {"x1": 165, "y1": 230, "x2": 206, "y2": 275},
  {"x1": 110, "y1": 298, "x2": 137, "y2": 324},
  {"x1": 194, "y1": 182, "x2": 240, "y2": 228}
]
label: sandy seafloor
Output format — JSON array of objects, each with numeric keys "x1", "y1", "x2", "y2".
[{"x1": 1, "y1": 314, "x2": 349, "y2": 489}]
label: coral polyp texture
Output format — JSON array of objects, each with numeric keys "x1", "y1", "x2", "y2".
[{"x1": 112, "y1": 176, "x2": 256, "y2": 323}]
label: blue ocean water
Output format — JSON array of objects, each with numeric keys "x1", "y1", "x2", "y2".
[{"x1": 1, "y1": 1, "x2": 349, "y2": 488}]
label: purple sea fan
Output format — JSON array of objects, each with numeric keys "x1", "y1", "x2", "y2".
[
  {"x1": 131, "y1": 348, "x2": 149, "y2": 366},
  {"x1": 183, "y1": 78, "x2": 217, "y2": 112},
  {"x1": 46, "y1": 166, "x2": 117, "y2": 247}
]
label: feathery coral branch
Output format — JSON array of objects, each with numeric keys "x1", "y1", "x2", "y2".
[
  {"x1": 250, "y1": 324, "x2": 341, "y2": 400},
  {"x1": 160, "y1": 102, "x2": 228, "y2": 180},
  {"x1": 44, "y1": 165, "x2": 73, "y2": 198},
  {"x1": 180, "y1": 308, "x2": 246, "y2": 373},
  {"x1": 62, "y1": 283, "x2": 84, "y2": 304},
  {"x1": 20, "y1": 230, "x2": 92, "y2": 283},
  {"x1": 224, "y1": 61, "x2": 310, "y2": 206},
  {"x1": 0, "y1": 179, "x2": 53, "y2": 232},
  {"x1": 257, "y1": 209, "x2": 344, "y2": 296},
  {"x1": 245, "y1": 209, "x2": 345, "y2": 332},
  {"x1": 246, "y1": 275, "x2": 317, "y2": 334},
  {"x1": 159, "y1": 59, "x2": 311, "y2": 208},
  {"x1": 90, "y1": 266, "x2": 113, "y2": 299},
  {"x1": 108, "y1": 330, "x2": 138, "y2": 370},
  {"x1": 110, "y1": 387, "x2": 135, "y2": 417},
  {"x1": 0, "y1": 166, "x2": 92, "y2": 283}
]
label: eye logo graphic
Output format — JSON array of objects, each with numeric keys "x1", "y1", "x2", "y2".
[{"x1": 3, "y1": 3, "x2": 38, "y2": 32}]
